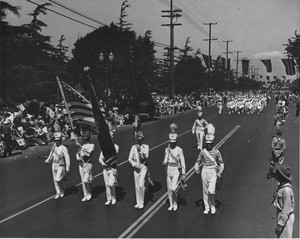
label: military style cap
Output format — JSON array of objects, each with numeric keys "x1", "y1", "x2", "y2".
[
  {"x1": 205, "y1": 134, "x2": 215, "y2": 143},
  {"x1": 276, "y1": 164, "x2": 292, "y2": 181},
  {"x1": 170, "y1": 123, "x2": 178, "y2": 129},
  {"x1": 54, "y1": 132, "x2": 62, "y2": 140},
  {"x1": 169, "y1": 133, "x2": 178, "y2": 142}
]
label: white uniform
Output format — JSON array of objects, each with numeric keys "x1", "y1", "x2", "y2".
[
  {"x1": 99, "y1": 144, "x2": 119, "y2": 204},
  {"x1": 76, "y1": 143, "x2": 94, "y2": 200},
  {"x1": 163, "y1": 146, "x2": 186, "y2": 210},
  {"x1": 45, "y1": 144, "x2": 70, "y2": 197},
  {"x1": 192, "y1": 118, "x2": 208, "y2": 150},
  {"x1": 128, "y1": 143, "x2": 150, "y2": 208}
]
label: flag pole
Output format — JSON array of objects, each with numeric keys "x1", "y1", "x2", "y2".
[{"x1": 56, "y1": 76, "x2": 74, "y2": 131}]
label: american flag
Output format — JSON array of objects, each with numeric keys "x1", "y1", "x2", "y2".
[{"x1": 57, "y1": 78, "x2": 95, "y2": 126}]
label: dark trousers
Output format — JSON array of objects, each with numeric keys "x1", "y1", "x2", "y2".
[{"x1": 3, "y1": 134, "x2": 12, "y2": 157}]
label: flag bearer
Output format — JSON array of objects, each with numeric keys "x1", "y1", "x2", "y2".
[
  {"x1": 128, "y1": 131, "x2": 149, "y2": 209},
  {"x1": 99, "y1": 131, "x2": 119, "y2": 205},
  {"x1": 76, "y1": 131, "x2": 94, "y2": 202},
  {"x1": 45, "y1": 132, "x2": 70, "y2": 199},
  {"x1": 163, "y1": 134, "x2": 186, "y2": 211}
]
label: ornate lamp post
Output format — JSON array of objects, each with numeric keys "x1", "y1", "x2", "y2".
[{"x1": 99, "y1": 52, "x2": 114, "y2": 115}]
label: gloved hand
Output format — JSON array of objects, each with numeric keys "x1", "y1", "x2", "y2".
[
  {"x1": 181, "y1": 174, "x2": 186, "y2": 181},
  {"x1": 275, "y1": 225, "x2": 283, "y2": 236},
  {"x1": 66, "y1": 167, "x2": 70, "y2": 173}
]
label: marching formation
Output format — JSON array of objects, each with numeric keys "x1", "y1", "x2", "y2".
[
  {"x1": 225, "y1": 93, "x2": 270, "y2": 115},
  {"x1": 40, "y1": 92, "x2": 295, "y2": 238}
]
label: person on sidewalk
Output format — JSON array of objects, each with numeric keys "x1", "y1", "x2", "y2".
[
  {"x1": 272, "y1": 164, "x2": 294, "y2": 238},
  {"x1": 128, "y1": 131, "x2": 149, "y2": 209},
  {"x1": 45, "y1": 132, "x2": 70, "y2": 199},
  {"x1": 99, "y1": 131, "x2": 119, "y2": 205},
  {"x1": 194, "y1": 126, "x2": 224, "y2": 215},
  {"x1": 163, "y1": 133, "x2": 186, "y2": 211}
]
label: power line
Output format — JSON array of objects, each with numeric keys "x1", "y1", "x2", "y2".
[
  {"x1": 47, "y1": 0, "x2": 106, "y2": 26},
  {"x1": 25, "y1": 0, "x2": 98, "y2": 29}
]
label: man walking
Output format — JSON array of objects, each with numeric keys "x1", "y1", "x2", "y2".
[
  {"x1": 163, "y1": 133, "x2": 186, "y2": 211},
  {"x1": 194, "y1": 128, "x2": 224, "y2": 215},
  {"x1": 192, "y1": 107, "x2": 208, "y2": 150},
  {"x1": 45, "y1": 132, "x2": 70, "y2": 199},
  {"x1": 128, "y1": 131, "x2": 149, "y2": 209},
  {"x1": 272, "y1": 164, "x2": 294, "y2": 238}
]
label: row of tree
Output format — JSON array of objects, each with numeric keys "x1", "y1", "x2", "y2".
[{"x1": 1, "y1": 1, "x2": 299, "y2": 103}]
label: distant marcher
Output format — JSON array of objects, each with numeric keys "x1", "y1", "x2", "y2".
[
  {"x1": 45, "y1": 132, "x2": 70, "y2": 199},
  {"x1": 192, "y1": 106, "x2": 208, "y2": 150},
  {"x1": 267, "y1": 129, "x2": 286, "y2": 179},
  {"x1": 0, "y1": 118, "x2": 13, "y2": 157},
  {"x1": 272, "y1": 164, "x2": 294, "y2": 238}
]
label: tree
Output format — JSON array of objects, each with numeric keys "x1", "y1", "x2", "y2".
[
  {"x1": 118, "y1": 0, "x2": 132, "y2": 31},
  {"x1": 284, "y1": 31, "x2": 300, "y2": 66}
]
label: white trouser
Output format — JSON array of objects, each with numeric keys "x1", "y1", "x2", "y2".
[
  {"x1": 79, "y1": 163, "x2": 92, "y2": 197},
  {"x1": 195, "y1": 130, "x2": 205, "y2": 149},
  {"x1": 278, "y1": 213, "x2": 294, "y2": 238},
  {"x1": 218, "y1": 105, "x2": 223, "y2": 114},
  {"x1": 103, "y1": 168, "x2": 117, "y2": 201},
  {"x1": 201, "y1": 166, "x2": 217, "y2": 210},
  {"x1": 52, "y1": 163, "x2": 66, "y2": 195},
  {"x1": 133, "y1": 164, "x2": 148, "y2": 206},
  {"x1": 166, "y1": 166, "x2": 180, "y2": 206}
]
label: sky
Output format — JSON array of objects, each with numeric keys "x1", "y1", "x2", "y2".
[{"x1": 5, "y1": 0, "x2": 300, "y2": 81}]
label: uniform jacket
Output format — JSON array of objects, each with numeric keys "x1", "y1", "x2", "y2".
[
  {"x1": 163, "y1": 146, "x2": 186, "y2": 174},
  {"x1": 76, "y1": 143, "x2": 95, "y2": 163},
  {"x1": 271, "y1": 136, "x2": 286, "y2": 155},
  {"x1": 192, "y1": 118, "x2": 208, "y2": 133},
  {"x1": 272, "y1": 183, "x2": 294, "y2": 227},
  {"x1": 128, "y1": 144, "x2": 149, "y2": 168},
  {"x1": 196, "y1": 148, "x2": 224, "y2": 173},
  {"x1": 47, "y1": 144, "x2": 70, "y2": 170}
]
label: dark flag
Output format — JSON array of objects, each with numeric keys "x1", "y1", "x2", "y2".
[
  {"x1": 57, "y1": 77, "x2": 95, "y2": 126},
  {"x1": 282, "y1": 76, "x2": 286, "y2": 80},
  {"x1": 266, "y1": 75, "x2": 270, "y2": 80},
  {"x1": 261, "y1": 59, "x2": 272, "y2": 73},
  {"x1": 241, "y1": 59, "x2": 250, "y2": 76},
  {"x1": 221, "y1": 57, "x2": 226, "y2": 70},
  {"x1": 260, "y1": 75, "x2": 263, "y2": 79},
  {"x1": 281, "y1": 58, "x2": 296, "y2": 75},
  {"x1": 274, "y1": 76, "x2": 277, "y2": 80},
  {"x1": 131, "y1": 63, "x2": 155, "y2": 115},
  {"x1": 227, "y1": 58, "x2": 231, "y2": 71},
  {"x1": 202, "y1": 54, "x2": 212, "y2": 69},
  {"x1": 85, "y1": 69, "x2": 117, "y2": 166}
]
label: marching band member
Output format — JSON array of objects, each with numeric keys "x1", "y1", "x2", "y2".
[
  {"x1": 163, "y1": 133, "x2": 186, "y2": 211},
  {"x1": 45, "y1": 132, "x2": 70, "y2": 199},
  {"x1": 194, "y1": 125, "x2": 224, "y2": 215},
  {"x1": 128, "y1": 131, "x2": 149, "y2": 209},
  {"x1": 99, "y1": 131, "x2": 119, "y2": 205},
  {"x1": 76, "y1": 131, "x2": 94, "y2": 202},
  {"x1": 192, "y1": 106, "x2": 208, "y2": 150},
  {"x1": 217, "y1": 97, "x2": 223, "y2": 115}
]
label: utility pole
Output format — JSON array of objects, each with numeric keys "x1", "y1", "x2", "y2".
[
  {"x1": 161, "y1": 0, "x2": 182, "y2": 99},
  {"x1": 222, "y1": 40, "x2": 233, "y2": 80},
  {"x1": 203, "y1": 22, "x2": 217, "y2": 76},
  {"x1": 234, "y1": 50, "x2": 242, "y2": 78}
]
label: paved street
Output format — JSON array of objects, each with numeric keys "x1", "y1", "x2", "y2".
[{"x1": 0, "y1": 99, "x2": 298, "y2": 238}]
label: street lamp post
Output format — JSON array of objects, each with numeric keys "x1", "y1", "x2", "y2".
[{"x1": 99, "y1": 52, "x2": 114, "y2": 115}]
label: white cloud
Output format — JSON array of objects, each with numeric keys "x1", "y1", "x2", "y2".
[{"x1": 253, "y1": 51, "x2": 284, "y2": 59}]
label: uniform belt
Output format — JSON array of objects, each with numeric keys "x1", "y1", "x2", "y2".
[{"x1": 167, "y1": 162, "x2": 179, "y2": 167}]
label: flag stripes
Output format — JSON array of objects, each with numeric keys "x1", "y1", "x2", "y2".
[
  {"x1": 57, "y1": 79, "x2": 95, "y2": 126},
  {"x1": 281, "y1": 58, "x2": 296, "y2": 75}
]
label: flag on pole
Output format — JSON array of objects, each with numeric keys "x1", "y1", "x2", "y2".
[
  {"x1": 57, "y1": 78, "x2": 95, "y2": 126},
  {"x1": 84, "y1": 68, "x2": 117, "y2": 167},
  {"x1": 241, "y1": 59, "x2": 250, "y2": 76},
  {"x1": 281, "y1": 58, "x2": 296, "y2": 75},
  {"x1": 260, "y1": 59, "x2": 272, "y2": 73},
  {"x1": 202, "y1": 54, "x2": 212, "y2": 69}
]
